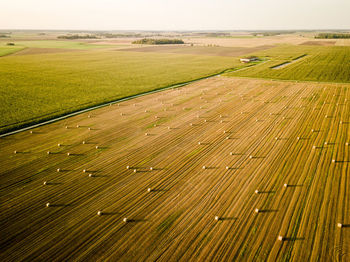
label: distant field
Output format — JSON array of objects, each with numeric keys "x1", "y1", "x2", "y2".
[
  {"x1": 0, "y1": 77, "x2": 348, "y2": 261},
  {"x1": 0, "y1": 40, "x2": 113, "y2": 50},
  {"x1": 119, "y1": 45, "x2": 275, "y2": 57},
  {"x1": 225, "y1": 45, "x2": 350, "y2": 83},
  {"x1": 0, "y1": 50, "x2": 242, "y2": 133}
]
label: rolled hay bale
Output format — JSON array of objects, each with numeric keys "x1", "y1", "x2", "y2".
[
  {"x1": 277, "y1": 235, "x2": 284, "y2": 241},
  {"x1": 57, "y1": 168, "x2": 60, "y2": 172},
  {"x1": 145, "y1": 133, "x2": 149, "y2": 136},
  {"x1": 254, "y1": 208, "x2": 260, "y2": 213},
  {"x1": 65, "y1": 126, "x2": 68, "y2": 129},
  {"x1": 229, "y1": 152, "x2": 233, "y2": 156},
  {"x1": 226, "y1": 166, "x2": 229, "y2": 170},
  {"x1": 147, "y1": 188, "x2": 152, "y2": 192},
  {"x1": 198, "y1": 142, "x2": 201, "y2": 145},
  {"x1": 123, "y1": 217, "x2": 128, "y2": 223},
  {"x1": 249, "y1": 155, "x2": 253, "y2": 159},
  {"x1": 82, "y1": 141, "x2": 86, "y2": 144},
  {"x1": 337, "y1": 223, "x2": 343, "y2": 228},
  {"x1": 202, "y1": 166, "x2": 207, "y2": 170},
  {"x1": 14, "y1": 150, "x2": 17, "y2": 154},
  {"x1": 83, "y1": 169, "x2": 86, "y2": 173},
  {"x1": 88, "y1": 128, "x2": 91, "y2": 131},
  {"x1": 215, "y1": 216, "x2": 220, "y2": 221},
  {"x1": 76, "y1": 125, "x2": 80, "y2": 128},
  {"x1": 89, "y1": 173, "x2": 93, "y2": 177},
  {"x1": 283, "y1": 183, "x2": 288, "y2": 188},
  {"x1": 332, "y1": 159, "x2": 336, "y2": 163},
  {"x1": 346, "y1": 142, "x2": 349, "y2": 146},
  {"x1": 47, "y1": 151, "x2": 51, "y2": 155},
  {"x1": 97, "y1": 210, "x2": 102, "y2": 216},
  {"x1": 133, "y1": 169, "x2": 137, "y2": 173},
  {"x1": 226, "y1": 137, "x2": 230, "y2": 140},
  {"x1": 149, "y1": 167, "x2": 153, "y2": 171},
  {"x1": 58, "y1": 143, "x2": 61, "y2": 147},
  {"x1": 204, "y1": 120, "x2": 207, "y2": 123},
  {"x1": 43, "y1": 181, "x2": 47, "y2": 185},
  {"x1": 312, "y1": 145, "x2": 316, "y2": 149},
  {"x1": 46, "y1": 203, "x2": 50, "y2": 208},
  {"x1": 29, "y1": 131, "x2": 33, "y2": 134},
  {"x1": 88, "y1": 115, "x2": 91, "y2": 118},
  {"x1": 255, "y1": 190, "x2": 259, "y2": 194},
  {"x1": 189, "y1": 123, "x2": 193, "y2": 126},
  {"x1": 95, "y1": 146, "x2": 99, "y2": 149},
  {"x1": 67, "y1": 153, "x2": 70, "y2": 156},
  {"x1": 126, "y1": 166, "x2": 130, "y2": 169}
]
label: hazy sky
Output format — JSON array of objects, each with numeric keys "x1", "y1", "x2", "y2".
[{"x1": 1, "y1": 0, "x2": 349, "y2": 30}]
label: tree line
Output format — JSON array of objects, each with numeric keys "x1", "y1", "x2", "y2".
[
  {"x1": 132, "y1": 38, "x2": 184, "y2": 45},
  {"x1": 315, "y1": 33, "x2": 350, "y2": 39}
]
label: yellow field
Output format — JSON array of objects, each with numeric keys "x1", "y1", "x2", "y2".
[{"x1": 0, "y1": 77, "x2": 349, "y2": 261}]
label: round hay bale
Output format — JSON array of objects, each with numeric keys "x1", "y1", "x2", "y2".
[
  {"x1": 43, "y1": 181, "x2": 47, "y2": 185},
  {"x1": 47, "y1": 151, "x2": 50, "y2": 155},
  {"x1": 123, "y1": 217, "x2": 128, "y2": 222},
  {"x1": 254, "y1": 208, "x2": 259, "y2": 213},
  {"x1": 46, "y1": 203, "x2": 50, "y2": 208},
  {"x1": 149, "y1": 167, "x2": 153, "y2": 171},
  {"x1": 277, "y1": 235, "x2": 284, "y2": 241},
  {"x1": 147, "y1": 188, "x2": 152, "y2": 192},
  {"x1": 58, "y1": 143, "x2": 61, "y2": 147},
  {"x1": 97, "y1": 210, "x2": 102, "y2": 216},
  {"x1": 337, "y1": 223, "x2": 343, "y2": 228},
  {"x1": 283, "y1": 183, "x2": 288, "y2": 188},
  {"x1": 215, "y1": 216, "x2": 219, "y2": 221},
  {"x1": 202, "y1": 166, "x2": 206, "y2": 170},
  {"x1": 255, "y1": 190, "x2": 259, "y2": 194},
  {"x1": 89, "y1": 174, "x2": 93, "y2": 177},
  {"x1": 57, "y1": 168, "x2": 60, "y2": 172},
  {"x1": 126, "y1": 166, "x2": 130, "y2": 169}
]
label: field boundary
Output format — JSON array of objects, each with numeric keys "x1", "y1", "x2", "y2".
[{"x1": 0, "y1": 68, "x2": 235, "y2": 137}]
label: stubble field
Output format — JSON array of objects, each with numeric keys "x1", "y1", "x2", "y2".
[{"x1": 0, "y1": 77, "x2": 349, "y2": 261}]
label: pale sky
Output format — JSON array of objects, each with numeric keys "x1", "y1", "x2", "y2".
[{"x1": 0, "y1": 0, "x2": 349, "y2": 30}]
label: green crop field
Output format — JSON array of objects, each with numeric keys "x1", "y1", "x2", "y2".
[
  {"x1": 225, "y1": 45, "x2": 350, "y2": 83},
  {"x1": 0, "y1": 50, "x2": 242, "y2": 133},
  {"x1": 0, "y1": 43, "x2": 25, "y2": 57}
]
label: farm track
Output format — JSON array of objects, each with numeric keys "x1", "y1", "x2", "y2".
[{"x1": 0, "y1": 77, "x2": 349, "y2": 261}]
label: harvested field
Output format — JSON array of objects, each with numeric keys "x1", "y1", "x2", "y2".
[
  {"x1": 118, "y1": 45, "x2": 275, "y2": 57},
  {"x1": 12, "y1": 47, "x2": 83, "y2": 56},
  {"x1": 0, "y1": 77, "x2": 349, "y2": 261}
]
